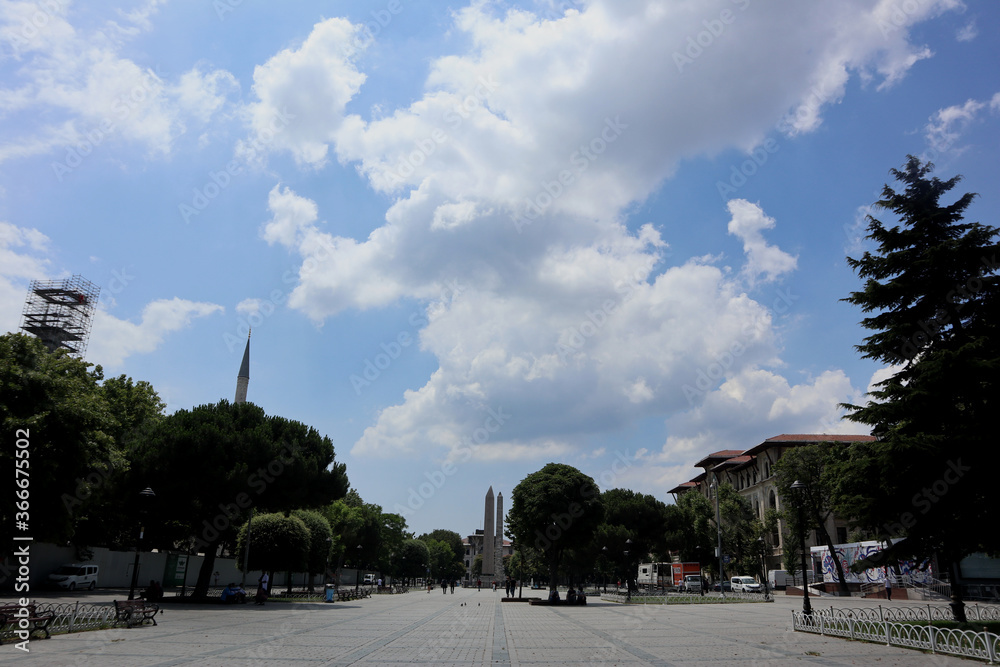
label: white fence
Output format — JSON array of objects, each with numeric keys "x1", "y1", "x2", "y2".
[
  {"x1": 1, "y1": 601, "x2": 120, "y2": 643},
  {"x1": 792, "y1": 605, "x2": 1000, "y2": 663}
]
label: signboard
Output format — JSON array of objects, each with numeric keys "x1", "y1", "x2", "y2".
[{"x1": 163, "y1": 554, "x2": 188, "y2": 587}]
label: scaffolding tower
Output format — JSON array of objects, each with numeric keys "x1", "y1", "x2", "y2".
[{"x1": 20, "y1": 275, "x2": 101, "y2": 357}]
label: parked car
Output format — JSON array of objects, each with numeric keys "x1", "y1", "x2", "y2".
[
  {"x1": 681, "y1": 574, "x2": 703, "y2": 593},
  {"x1": 47, "y1": 563, "x2": 99, "y2": 590},
  {"x1": 712, "y1": 580, "x2": 732, "y2": 592},
  {"x1": 730, "y1": 576, "x2": 762, "y2": 593}
]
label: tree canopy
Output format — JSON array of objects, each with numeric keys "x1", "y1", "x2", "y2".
[
  {"x1": 128, "y1": 400, "x2": 349, "y2": 596},
  {"x1": 506, "y1": 463, "x2": 604, "y2": 591},
  {"x1": 1, "y1": 333, "x2": 123, "y2": 543},
  {"x1": 235, "y1": 512, "x2": 310, "y2": 576}
]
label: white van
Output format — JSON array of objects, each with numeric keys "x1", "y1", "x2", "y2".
[
  {"x1": 730, "y1": 575, "x2": 761, "y2": 593},
  {"x1": 47, "y1": 563, "x2": 99, "y2": 590}
]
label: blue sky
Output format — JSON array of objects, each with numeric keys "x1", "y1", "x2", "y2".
[{"x1": 2, "y1": 0, "x2": 998, "y2": 538}]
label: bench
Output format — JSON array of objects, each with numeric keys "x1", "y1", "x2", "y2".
[
  {"x1": 0, "y1": 603, "x2": 56, "y2": 643},
  {"x1": 114, "y1": 599, "x2": 159, "y2": 628}
]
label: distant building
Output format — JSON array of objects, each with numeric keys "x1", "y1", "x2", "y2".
[{"x1": 668, "y1": 434, "x2": 876, "y2": 574}]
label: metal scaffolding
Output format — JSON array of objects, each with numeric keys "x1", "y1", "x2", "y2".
[{"x1": 20, "y1": 275, "x2": 101, "y2": 357}]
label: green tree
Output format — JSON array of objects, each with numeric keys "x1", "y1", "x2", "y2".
[
  {"x1": 506, "y1": 463, "x2": 604, "y2": 592},
  {"x1": 0, "y1": 333, "x2": 118, "y2": 545},
  {"x1": 396, "y1": 538, "x2": 430, "y2": 583},
  {"x1": 716, "y1": 484, "x2": 764, "y2": 582},
  {"x1": 772, "y1": 444, "x2": 850, "y2": 595},
  {"x1": 417, "y1": 529, "x2": 464, "y2": 579},
  {"x1": 292, "y1": 509, "x2": 333, "y2": 590},
  {"x1": 423, "y1": 539, "x2": 456, "y2": 580},
  {"x1": 664, "y1": 491, "x2": 716, "y2": 566},
  {"x1": 128, "y1": 400, "x2": 348, "y2": 598},
  {"x1": 593, "y1": 489, "x2": 669, "y2": 592},
  {"x1": 378, "y1": 513, "x2": 411, "y2": 580},
  {"x1": 72, "y1": 374, "x2": 167, "y2": 550},
  {"x1": 839, "y1": 156, "x2": 1000, "y2": 619},
  {"x1": 236, "y1": 512, "x2": 310, "y2": 579},
  {"x1": 322, "y1": 496, "x2": 363, "y2": 574}
]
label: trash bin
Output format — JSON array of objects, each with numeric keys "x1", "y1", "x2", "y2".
[{"x1": 325, "y1": 585, "x2": 335, "y2": 603}]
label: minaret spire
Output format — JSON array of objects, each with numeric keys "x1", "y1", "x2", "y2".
[{"x1": 235, "y1": 329, "x2": 250, "y2": 403}]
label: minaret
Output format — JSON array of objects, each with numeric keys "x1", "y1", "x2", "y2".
[
  {"x1": 235, "y1": 330, "x2": 250, "y2": 403},
  {"x1": 482, "y1": 487, "x2": 495, "y2": 576}
]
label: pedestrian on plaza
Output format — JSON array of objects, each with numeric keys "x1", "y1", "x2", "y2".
[
  {"x1": 477, "y1": 578, "x2": 482, "y2": 591},
  {"x1": 885, "y1": 575, "x2": 892, "y2": 601},
  {"x1": 450, "y1": 580, "x2": 455, "y2": 594},
  {"x1": 255, "y1": 571, "x2": 269, "y2": 605},
  {"x1": 442, "y1": 579, "x2": 447, "y2": 594}
]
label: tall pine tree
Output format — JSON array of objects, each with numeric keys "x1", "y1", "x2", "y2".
[{"x1": 835, "y1": 156, "x2": 1000, "y2": 619}]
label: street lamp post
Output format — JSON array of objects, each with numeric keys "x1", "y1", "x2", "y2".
[
  {"x1": 694, "y1": 545, "x2": 705, "y2": 596},
  {"x1": 128, "y1": 487, "x2": 155, "y2": 600},
  {"x1": 241, "y1": 507, "x2": 254, "y2": 589},
  {"x1": 355, "y1": 544, "x2": 362, "y2": 594},
  {"x1": 711, "y1": 479, "x2": 724, "y2": 595},
  {"x1": 791, "y1": 480, "x2": 812, "y2": 616},
  {"x1": 601, "y1": 546, "x2": 608, "y2": 593},
  {"x1": 624, "y1": 538, "x2": 632, "y2": 602}
]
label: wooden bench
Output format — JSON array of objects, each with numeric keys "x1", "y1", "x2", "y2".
[
  {"x1": 0, "y1": 603, "x2": 56, "y2": 643},
  {"x1": 114, "y1": 599, "x2": 159, "y2": 628}
]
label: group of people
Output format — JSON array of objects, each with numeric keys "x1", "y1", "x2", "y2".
[
  {"x1": 547, "y1": 586, "x2": 587, "y2": 605},
  {"x1": 220, "y1": 583, "x2": 248, "y2": 604},
  {"x1": 430, "y1": 579, "x2": 457, "y2": 593}
]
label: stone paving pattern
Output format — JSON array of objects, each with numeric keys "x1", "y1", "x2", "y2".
[{"x1": 1, "y1": 587, "x2": 974, "y2": 665}]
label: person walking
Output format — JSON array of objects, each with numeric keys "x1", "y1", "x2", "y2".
[
  {"x1": 255, "y1": 571, "x2": 269, "y2": 605},
  {"x1": 885, "y1": 575, "x2": 892, "y2": 601}
]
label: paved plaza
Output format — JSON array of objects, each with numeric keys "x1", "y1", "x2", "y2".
[{"x1": 1, "y1": 587, "x2": 976, "y2": 665}]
